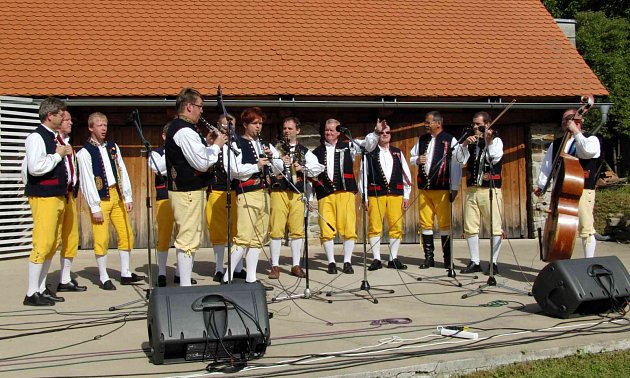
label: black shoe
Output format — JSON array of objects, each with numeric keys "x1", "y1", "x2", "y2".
[
  {"x1": 486, "y1": 263, "x2": 500, "y2": 275},
  {"x1": 460, "y1": 261, "x2": 482, "y2": 274},
  {"x1": 213, "y1": 272, "x2": 224, "y2": 283},
  {"x1": 387, "y1": 258, "x2": 408, "y2": 270},
  {"x1": 173, "y1": 275, "x2": 198, "y2": 284},
  {"x1": 121, "y1": 273, "x2": 145, "y2": 285},
  {"x1": 342, "y1": 262, "x2": 354, "y2": 274},
  {"x1": 42, "y1": 287, "x2": 65, "y2": 302},
  {"x1": 101, "y1": 280, "x2": 117, "y2": 291},
  {"x1": 233, "y1": 270, "x2": 247, "y2": 279},
  {"x1": 327, "y1": 262, "x2": 338, "y2": 274},
  {"x1": 368, "y1": 259, "x2": 382, "y2": 271},
  {"x1": 57, "y1": 279, "x2": 87, "y2": 292},
  {"x1": 23, "y1": 292, "x2": 55, "y2": 306},
  {"x1": 157, "y1": 275, "x2": 167, "y2": 287},
  {"x1": 419, "y1": 258, "x2": 435, "y2": 269}
]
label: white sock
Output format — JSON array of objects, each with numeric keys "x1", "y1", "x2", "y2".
[
  {"x1": 269, "y1": 238, "x2": 282, "y2": 266},
  {"x1": 119, "y1": 250, "x2": 131, "y2": 278},
  {"x1": 343, "y1": 239, "x2": 354, "y2": 263},
  {"x1": 290, "y1": 238, "x2": 303, "y2": 266},
  {"x1": 157, "y1": 250, "x2": 168, "y2": 276},
  {"x1": 492, "y1": 235, "x2": 502, "y2": 263},
  {"x1": 245, "y1": 248, "x2": 260, "y2": 283},
  {"x1": 213, "y1": 244, "x2": 225, "y2": 274},
  {"x1": 389, "y1": 238, "x2": 400, "y2": 260},
  {"x1": 224, "y1": 246, "x2": 245, "y2": 282},
  {"x1": 96, "y1": 254, "x2": 109, "y2": 283},
  {"x1": 27, "y1": 262, "x2": 43, "y2": 296},
  {"x1": 176, "y1": 249, "x2": 194, "y2": 286},
  {"x1": 323, "y1": 240, "x2": 335, "y2": 264},
  {"x1": 466, "y1": 235, "x2": 480, "y2": 264},
  {"x1": 235, "y1": 255, "x2": 244, "y2": 272},
  {"x1": 38, "y1": 258, "x2": 53, "y2": 293},
  {"x1": 583, "y1": 235, "x2": 596, "y2": 258},
  {"x1": 369, "y1": 236, "x2": 381, "y2": 260},
  {"x1": 59, "y1": 256, "x2": 73, "y2": 285}
]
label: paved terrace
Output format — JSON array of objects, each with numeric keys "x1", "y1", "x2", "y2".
[{"x1": 1, "y1": 239, "x2": 629, "y2": 377}]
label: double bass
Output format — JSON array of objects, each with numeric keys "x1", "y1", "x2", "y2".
[{"x1": 539, "y1": 95, "x2": 594, "y2": 262}]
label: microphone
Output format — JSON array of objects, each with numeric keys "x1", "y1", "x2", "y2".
[
  {"x1": 128, "y1": 109, "x2": 138, "y2": 125},
  {"x1": 336, "y1": 125, "x2": 349, "y2": 133}
]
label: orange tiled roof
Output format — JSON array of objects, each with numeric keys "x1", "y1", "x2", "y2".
[{"x1": 0, "y1": 0, "x2": 608, "y2": 98}]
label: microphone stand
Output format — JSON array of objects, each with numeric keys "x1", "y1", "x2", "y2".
[
  {"x1": 271, "y1": 163, "x2": 331, "y2": 303},
  {"x1": 325, "y1": 129, "x2": 394, "y2": 304},
  {"x1": 462, "y1": 135, "x2": 529, "y2": 298},
  {"x1": 109, "y1": 109, "x2": 154, "y2": 311}
]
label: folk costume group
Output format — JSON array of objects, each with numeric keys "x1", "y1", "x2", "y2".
[{"x1": 21, "y1": 90, "x2": 601, "y2": 306}]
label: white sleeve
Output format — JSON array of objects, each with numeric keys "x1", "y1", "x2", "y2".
[
  {"x1": 173, "y1": 127, "x2": 220, "y2": 172},
  {"x1": 486, "y1": 137, "x2": 504, "y2": 165},
  {"x1": 149, "y1": 151, "x2": 166, "y2": 176},
  {"x1": 229, "y1": 141, "x2": 260, "y2": 180},
  {"x1": 409, "y1": 139, "x2": 420, "y2": 166},
  {"x1": 536, "y1": 145, "x2": 554, "y2": 189},
  {"x1": 303, "y1": 150, "x2": 324, "y2": 178},
  {"x1": 77, "y1": 149, "x2": 102, "y2": 214},
  {"x1": 399, "y1": 151, "x2": 413, "y2": 200},
  {"x1": 449, "y1": 137, "x2": 462, "y2": 191},
  {"x1": 25, "y1": 133, "x2": 62, "y2": 176},
  {"x1": 115, "y1": 144, "x2": 133, "y2": 203},
  {"x1": 574, "y1": 133, "x2": 600, "y2": 159}
]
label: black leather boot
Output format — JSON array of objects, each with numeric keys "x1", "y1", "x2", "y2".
[
  {"x1": 441, "y1": 234, "x2": 452, "y2": 269},
  {"x1": 419, "y1": 234, "x2": 435, "y2": 269}
]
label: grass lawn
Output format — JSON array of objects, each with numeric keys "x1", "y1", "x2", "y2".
[{"x1": 461, "y1": 348, "x2": 630, "y2": 377}]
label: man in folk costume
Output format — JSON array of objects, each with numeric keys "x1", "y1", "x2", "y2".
[
  {"x1": 165, "y1": 88, "x2": 226, "y2": 286},
  {"x1": 268, "y1": 117, "x2": 324, "y2": 279},
  {"x1": 77, "y1": 112, "x2": 143, "y2": 290},
  {"x1": 22, "y1": 97, "x2": 73, "y2": 305},
  {"x1": 457, "y1": 112, "x2": 505, "y2": 274},
  {"x1": 410, "y1": 111, "x2": 462, "y2": 270},
  {"x1": 535, "y1": 109, "x2": 601, "y2": 258},
  {"x1": 312, "y1": 119, "x2": 381, "y2": 274},
  {"x1": 359, "y1": 121, "x2": 412, "y2": 271}
]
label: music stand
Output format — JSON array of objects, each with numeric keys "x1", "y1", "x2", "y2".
[{"x1": 325, "y1": 131, "x2": 394, "y2": 304}]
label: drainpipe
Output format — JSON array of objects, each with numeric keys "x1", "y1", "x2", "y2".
[{"x1": 590, "y1": 103, "x2": 611, "y2": 134}]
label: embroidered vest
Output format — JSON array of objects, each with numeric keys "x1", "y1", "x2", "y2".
[
  {"x1": 24, "y1": 125, "x2": 68, "y2": 197},
  {"x1": 366, "y1": 146, "x2": 405, "y2": 196},
  {"x1": 416, "y1": 131, "x2": 453, "y2": 190},
  {"x1": 466, "y1": 140, "x2": 503, "y2": 189},
  {"x1": 312, "y1": 141, "x2": 357, "y2": 200},
  {"x1": 81, "y1": 141, "x2": 120, "y2": 199}
]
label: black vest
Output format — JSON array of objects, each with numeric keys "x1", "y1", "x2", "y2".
[
  {"x1": 312, "y1": 141, "x2": 357, "y2": 200},
  {"x1": 270, "y1": 143, "x2": 309, "y2": 193},
  {"x1": 153, "y1": 147, "x2": 168, "y2": 201},
  {"x1": 552, "y1": 134, "x2": 599, "y2": 190},
  {"x1": 165, "y1": 118, "x2": 210, "y2": 192},
  {"x1": 416, "y1": 131, "x2": 454, "y2": 190},
  {"x1": 234, "y1": 136, "x2": 268, "y2": 194},
  {"x1": 465, "y1": 140, "x2": 503, "y2": 189},
  {"x1": 366, "y1": 146, "x2": 405, "y2": 196},
  {"x1": 208, "y1": 147, "x2": 237, "y2": 192},
  {"x1": 81, "y1": 141, "x2": 120, "y2": 199},
  {"x1": 24, "y1": 125, "x2": 68, "y2": 197}
]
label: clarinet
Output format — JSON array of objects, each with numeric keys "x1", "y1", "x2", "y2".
[
  {"x1": 255, "y1": 133, "x2": 272, "y2": 188},
  {"x1": 198, "y1": 116, "x2": 240, "y2": 156}
]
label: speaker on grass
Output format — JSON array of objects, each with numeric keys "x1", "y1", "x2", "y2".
[
  {"x1": 532, "y1": 256, "x2": 630, "y2": 318},
  {"x1": 147, "y1": 282, "x2": 270, "y2": 364}
]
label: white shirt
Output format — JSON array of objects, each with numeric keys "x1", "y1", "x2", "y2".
[
  {"x1": 77, "y1": 141, "x2": 133, "y2": 213},
  {"x1": 359, "y1": 144, "x2": 413, "y2": 203},
  {"x1": 172, "y1": 126, "x2": 220, "y2": 172},
  {"x1": 409, "y1": 134, "x2": 462, "y2": 191},
  {"x1": 455, "y1": 137, "x2": 504, "y2": 167},
  {"x1": 228, "y1": 137, "x2": 284, "y2": 180},
  {"x1": 22, "y1": 124, "x2": 63, "y2": 184},
  {"x1": 149, "y1": 150, "x2": 166, "y2": 176},
  {"x1": 536, "y1": 132, "x2": 601, "y2": 189},
  {"x1": 324, "y1": 132, "x2": 379, "y2": 181}
]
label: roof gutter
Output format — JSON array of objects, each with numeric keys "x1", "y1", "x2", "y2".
[{"x1": 61, "y1": 97, "x2": 614, "y2": 110}]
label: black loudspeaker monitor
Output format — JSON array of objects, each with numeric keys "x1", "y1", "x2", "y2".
[
  {"x1": 147, "y1": 282, "x2": 270, "y2": 364},
  {"x1": 532, "y1": 256, "x2": 630, "y2": 318}
]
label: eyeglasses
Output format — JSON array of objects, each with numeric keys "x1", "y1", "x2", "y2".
[
  {"x1": 381, "y1": 131, "x2": 391, "y2": 135},
  {"x1": 191, "y1": 103, "x2": 203, "y2": 109}
]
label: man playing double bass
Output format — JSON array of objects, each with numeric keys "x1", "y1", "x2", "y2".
[{"x1": 535, "y1": 109, "x2": 601, "y2": 258}]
